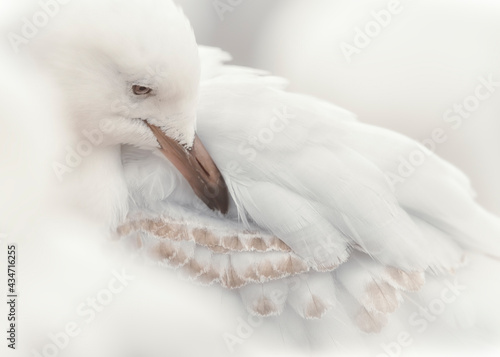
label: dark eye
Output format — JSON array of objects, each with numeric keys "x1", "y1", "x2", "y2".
[{"x1": 132, "y1": 85, "x2": 152, "y2": 95}]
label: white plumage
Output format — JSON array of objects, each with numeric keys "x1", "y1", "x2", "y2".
[
  {"x1": 120, "y1": 45, "x2": 500, "y2": 328},
  {"x1": 5, "y1": 0, "x2": 500, "y2": 355}
]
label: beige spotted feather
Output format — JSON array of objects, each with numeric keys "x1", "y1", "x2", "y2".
[{"x1": 116, "y1": 209, "x2": 464, "y2": 332}]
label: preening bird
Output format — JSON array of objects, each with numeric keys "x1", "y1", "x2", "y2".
[{"x1": 14, "y1": 0, "x2": 500, "y2": 355}]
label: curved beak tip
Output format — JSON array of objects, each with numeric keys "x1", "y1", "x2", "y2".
[{"x1": 147, "y1": 123, "x2": 229, "y2": 215}]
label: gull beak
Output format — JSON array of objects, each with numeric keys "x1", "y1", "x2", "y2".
[{"x1": 147, "y1": 123, "x2": 229, "y2": 214}]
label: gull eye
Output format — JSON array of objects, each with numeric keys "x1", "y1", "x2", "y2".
[{"x1": 132, "y1": 85, "x2": 152, "y2": 95}]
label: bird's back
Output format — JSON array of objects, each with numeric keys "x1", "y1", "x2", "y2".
[{"x1": 120, "y1": 46, "x2": 500, "y2": 353}]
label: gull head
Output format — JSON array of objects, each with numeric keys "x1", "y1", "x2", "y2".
[{"x1": 33, "y1": 0, "x2": 228, "y2": 213}]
